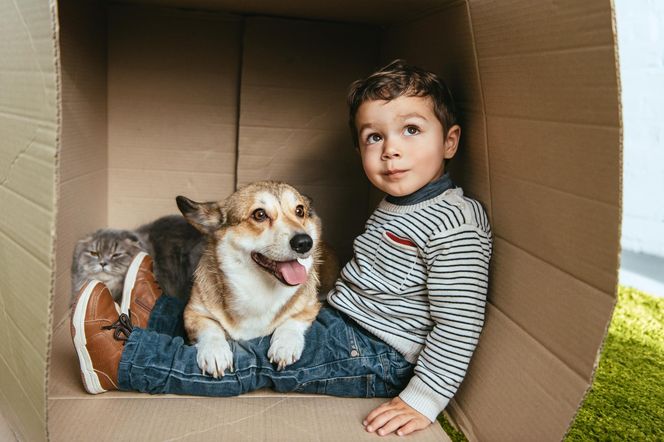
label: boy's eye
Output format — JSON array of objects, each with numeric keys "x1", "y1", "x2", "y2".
[
  {"x1": 404, "y1": 126, "x2": 420, "y2": 136},
  {"x1": 366, "y1": 133, "x2": 382, "y2": 145}
]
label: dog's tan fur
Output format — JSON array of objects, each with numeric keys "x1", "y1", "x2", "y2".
[{"x1": 177, "y1": 181, "x2": 336, "y2": 377}]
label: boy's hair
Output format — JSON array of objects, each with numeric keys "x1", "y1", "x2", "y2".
[{"x1": 347, "y1": 59, "x2": 458, "y2": 148}]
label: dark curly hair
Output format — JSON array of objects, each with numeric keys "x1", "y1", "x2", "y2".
[{"x1": 347, "y1": 60, "x2": 458, "y2": 148}]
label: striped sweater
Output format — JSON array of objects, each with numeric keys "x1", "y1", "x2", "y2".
[{"x1": 327, "y1": 187, "x2": 492, "y2": 422}]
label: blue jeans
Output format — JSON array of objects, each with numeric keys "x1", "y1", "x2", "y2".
[{"x1": 117, "y1": 296, "x2": 414, "y2": 397}]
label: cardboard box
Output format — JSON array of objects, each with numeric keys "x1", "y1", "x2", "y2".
[{"x1": 0, "y1": 0, "x2": 621, "y2": 440}]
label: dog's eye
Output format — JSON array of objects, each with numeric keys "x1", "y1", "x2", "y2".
[
  {"x1": 295, "y1": 205, "x2": 305, "y2": 218},
  {"x1": 252, "y1": 208, "x2": 268, "y2": 222}
]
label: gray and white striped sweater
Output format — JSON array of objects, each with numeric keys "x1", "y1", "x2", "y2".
[{"x1": 327, "y1": 187, "x2": 492, "y2": 422}]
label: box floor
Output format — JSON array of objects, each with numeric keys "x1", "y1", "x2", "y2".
[{"x1": 48, "y1": 323, "x2": 450, "y2": 441}]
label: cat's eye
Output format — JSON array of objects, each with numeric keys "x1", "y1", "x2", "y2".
[
  {"x1": 89, "y1": 251, "x2": 99, "y2": 257},
  {"x1": 112, "y1": 252, "x2": 124, "y2": 259},
  {"x1": 252, "y1": 208, "x2": 268, "y2": 222},
  {"x1": 295, "y1": 205, "x2": 305, "y2": 218}
]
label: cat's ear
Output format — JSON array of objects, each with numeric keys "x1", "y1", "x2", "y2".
[
  {"x1": 121, "y1": 231, "x2": 145, "y2": 249},
  {"x1": 122, "y1": 231, "x2": 142, "y2": 244},
  {"x1": 74, "y1": 235, "x2": 93, "y2": 252},
  {"x1": 176, "y1": 196, "x2": 226, "y2": 235}
]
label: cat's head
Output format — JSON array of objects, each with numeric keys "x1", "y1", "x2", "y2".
[{"x1": 72, "y1": 229, "x2": 145, "y2": 284}]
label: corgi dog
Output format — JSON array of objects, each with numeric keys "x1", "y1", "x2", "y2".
[{"x1": 176, "y1": 181, "x2": 337, "y2": 378}]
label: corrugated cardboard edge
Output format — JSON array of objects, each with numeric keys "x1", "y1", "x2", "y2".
[
  {"x1": 561, "y1": 1, "x2": 624, "y2": 437},
  {"x1": 45, "y1": 0, "x2": 62, "y2": 440},
  {"x1": 463, "y1": 0, "x2": 492, "y2": 223},
  {"x1": 442, "y1": 2, "x2": 488, "y2": 440}
]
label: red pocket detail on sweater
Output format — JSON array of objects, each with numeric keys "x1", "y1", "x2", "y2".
[{"x1": 385, "y1": 231, "x2": 416, "y2": 248}]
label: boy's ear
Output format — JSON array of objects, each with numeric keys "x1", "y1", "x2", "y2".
[
  {"x1": 443, "y1": 124, "x2": 461, "y2": 159},
  {"x1": 176, "y1": 196, "x2": 226, "y2": 235}
]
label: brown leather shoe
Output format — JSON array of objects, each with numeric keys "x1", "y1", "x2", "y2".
[
  {"x1": 120, "y1": 252, "x2": 163, "y2": 329},
  {"x1": 70, "y1": 280, "x2": 132, "y2": 394}
]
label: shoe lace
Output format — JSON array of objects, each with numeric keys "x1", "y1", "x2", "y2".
[{"x1": 101, "y1": 313, "x2": 134, "y2": 342}]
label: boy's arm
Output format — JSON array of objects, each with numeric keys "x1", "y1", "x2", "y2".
[{"x1": 399, "y1": 225, "x2": 492, "y2": 422}]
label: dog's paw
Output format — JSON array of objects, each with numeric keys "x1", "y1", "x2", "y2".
[
  {"x1": 267, "y1": 330, "x2": 305, "y2": 371},
  {"x1": 195, "y1": 334, "x2": 233, "y2": 378}
]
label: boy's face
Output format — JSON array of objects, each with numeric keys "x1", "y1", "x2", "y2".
[{"x1": 355, "y1": 95, "x2": 459, "y2": 197}]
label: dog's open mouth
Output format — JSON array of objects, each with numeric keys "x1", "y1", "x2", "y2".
[{"x1": 251, "y1": 252, "x2": 308, "y2": 286}]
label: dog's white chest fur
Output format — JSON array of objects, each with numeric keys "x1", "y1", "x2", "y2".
[{"x1": 219, "y1": 245, "x2": 305, "y2": 340}]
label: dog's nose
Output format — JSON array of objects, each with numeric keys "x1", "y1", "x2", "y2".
[{"x1": 290, "y1": 234, "x2": 313, "y2": 254}]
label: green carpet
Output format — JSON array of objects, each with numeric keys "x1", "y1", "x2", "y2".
[
  {"x1": 565, "y1": 286, "x2": 664, "y2": 441},
  {"x1": 438, "y1": 286, "x2": 664, "y2": 441}
]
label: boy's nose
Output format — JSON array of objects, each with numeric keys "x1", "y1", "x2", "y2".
[{"x1": 381, "y1": 140, "x2": 401, "y2": 159}]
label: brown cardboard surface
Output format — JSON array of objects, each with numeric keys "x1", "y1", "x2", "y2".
[
  {"x1": 49, "y1": 396, "x2": 451, "y2": 441},
  {"x1": 469, "y1": 0, "x2": 618, "y2": 126},
  {"x1": 123, "y1": 0, "x2": 449, "y2": 25},
  {"x1": 490, "y1": 238, "x2": 615, "y2": 378},
  {"x1": 449, "y1": 304, "x2": 592, "y2": 441},
  {"x1": 0, "y1": 0, "x2": 58, "y2": 440},
  {"x1": 488, "y1": 116, "x2": 621, "y2": 205},
  {"x1": 107, "y1": 6, "x2": 241, "y2": 228},
  {"x1": 237, "y1": 17, "x2": 379, "y2": 260},
  {"x1": 0, "y1": 0, "x2": 623, "y2": 440},
  {"x1": 468, "y1": 0, "x2": 614, "y2": 58},
  {"x1": 492, "y1": 174, "x2": 620, "y2": 294},
  {"x1": 55, "y1": 0, "x2": 108, "y2": 328}
]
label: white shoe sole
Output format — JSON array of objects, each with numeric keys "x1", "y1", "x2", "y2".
[
  {"x1": 71, "y1": 280, "x2": 107, "y2": 394},
  {"x1": 120, "y1": 251, "x2": 149, "y2": 316}
]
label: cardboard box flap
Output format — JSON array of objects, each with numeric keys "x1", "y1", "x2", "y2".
[
  {"x1": 445, "y1": 1, "x2": 621, "y2": 439},
  {"x1": 447, "y1": 304, "x2": 594, "y2": 441},
  {"x1": 0, "y1": 0, "x2": 59, "y2": 440}
]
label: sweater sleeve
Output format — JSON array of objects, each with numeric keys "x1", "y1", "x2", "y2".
[{"x1": 398, "y1": 224, "x2": 492, "y2": 422}]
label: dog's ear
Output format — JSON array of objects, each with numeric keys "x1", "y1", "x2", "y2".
[
  {"x1": 176, "y1": 195, "x2": 226, "y2": 234},
  {"x1": 301, "y1": 193, "x2": 316, "y2": 217}
]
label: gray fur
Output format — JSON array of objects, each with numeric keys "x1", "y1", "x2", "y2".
[
  {"x1": 71, "y1": 215, "x2": 203, "y2": 304},
  {"x1": 135, "y1": 215, "x2": 204, "y2": 301},
  {"x1": 71, "y1": 229, "x2": 145, "y2": 303}
]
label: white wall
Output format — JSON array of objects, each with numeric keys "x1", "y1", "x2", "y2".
[{"x1": 615, "y1": 0, "x2": 664, "y2": 257}]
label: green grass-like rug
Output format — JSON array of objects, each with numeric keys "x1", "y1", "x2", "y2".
[
  {"x1": 438, "y1": 286, "x2": 664, "y2": 441},
  {"x1": 565, "y1": 286, "x2": 664, "y2": 441}
]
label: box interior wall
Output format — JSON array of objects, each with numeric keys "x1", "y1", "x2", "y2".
[{"x1": 0, "y1": 0, "x2": 621, "y2": 440}]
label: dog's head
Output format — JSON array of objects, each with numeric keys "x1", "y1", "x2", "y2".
[{"x1": 176, "y1": 181, "x2": 322, "y2": 287}]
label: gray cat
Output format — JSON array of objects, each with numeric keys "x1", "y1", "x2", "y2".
[
  {"x1": 71, "y1": 215, "x2": 203, "y2": 304},
  {"x1": 71, "y1": 229, "x2": 144, "y2": 302}
]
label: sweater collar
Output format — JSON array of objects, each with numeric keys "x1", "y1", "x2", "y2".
[{"x1": 385, "y1": 172, "x2": 454, "y2": 206}]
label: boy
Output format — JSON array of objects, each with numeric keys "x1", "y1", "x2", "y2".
[{"x1": 71, "y1": 60, "x2": 492, "y2": 437}]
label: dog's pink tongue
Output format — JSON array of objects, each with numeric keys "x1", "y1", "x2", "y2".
[{"x1": 277, "y1": 260, "x2": 308, "y2": 285}]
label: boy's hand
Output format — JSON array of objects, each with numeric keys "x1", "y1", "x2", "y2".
[{"x1": 363, "y1": 396, "x2": 431, "y2": 436}]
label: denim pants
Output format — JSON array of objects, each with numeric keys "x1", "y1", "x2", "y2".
[{"x1": 117, "y1": 296, "x2": 414, "y2": 398}]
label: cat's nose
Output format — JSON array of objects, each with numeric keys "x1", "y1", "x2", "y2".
[{"x1": 99, "y1": 261, "x2": 107, "y2": 268}]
